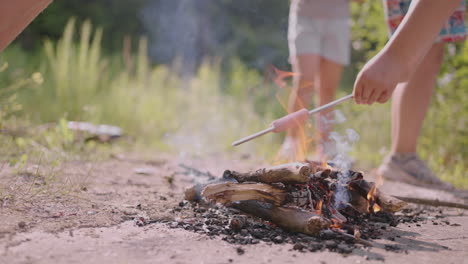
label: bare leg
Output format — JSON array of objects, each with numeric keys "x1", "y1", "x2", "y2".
[
  {"x1": 391, "y1": 43, "x2": 444, "y2": 154},
  {"x1": 288, "y1": 54, "x2": 321, "y2": 118},
  {"x1": 379, "y1": 42, "x2": 451, "y2": 189},
  {"x1": 317, "y1": 57, "x2": 343, "y2": 153},
  {"x1": 280, "y1": 54, "x2": 320, "y2": 160},
  {"x1": 281, "y1": 54, "x2": 343, "y2": 160}
]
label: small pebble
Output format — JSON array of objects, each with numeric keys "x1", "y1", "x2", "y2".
[
  {"x1": 337, "y1": 244, "x2": 352, "y2": 254},
  {"x1": 229, "y1": 216, "x2": 246, "y2": 232},
  {"x1": 320, "y1": 230, "x2": 337, "y2": 240},
  {"x1": 293, "y1": 243, "x2": 305, "y2": 251},
  {"x1": 308, "y1": 242, "x2": 323, "y2": 252},
  {"x1": 18, "y1": 221, "x2": 26, "y2": 229},
  {"x1": 324, "y1": 240, "x2": 338, "y2": 249},
  {"x1": 272, "y1": 235, "x2": 284, "y2": 244},
  {"x1": 236, "y1": 247, "x2": 245, "y2": 255}
]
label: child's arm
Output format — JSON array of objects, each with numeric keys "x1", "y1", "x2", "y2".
[
  {"x1": 353, "y1": 0, "x2": 461, "y2": 105},
  {"x1": 0, "y1": 0, "x2": 53, "y2": 52}
]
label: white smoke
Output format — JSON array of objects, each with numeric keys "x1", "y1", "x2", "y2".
[{"x1": 315, "y1": 110, "x2": 360, "y2": 209}]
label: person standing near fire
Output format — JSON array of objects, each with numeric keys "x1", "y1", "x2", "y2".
[
  {"x1": 281, "y1": 0, "x2": 362, "y2": 161},
  {"x1": 376, "y1": 0, "x2": 465, "y2": 189},
  {"x1": 354, "y1": 0, "x2": 466, "y2": 189},
  {"x1": 284, "y1": 0, "x2": 466, "y2": 189}
]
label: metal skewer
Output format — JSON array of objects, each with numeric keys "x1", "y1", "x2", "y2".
[
  {"x1": 232, "y1": 94, "x2": 353, "y2": 146},
  {"x1": 232, "y1": 127, "x2": 275, "y2": 146},
  {"x1": 308, "y1": 94, "x2": 353, "y2": 115}
]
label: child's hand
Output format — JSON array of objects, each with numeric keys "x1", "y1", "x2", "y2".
[
  {"x1": 352, "y1": 0, "x2": 461, "y2": 105},
  {"x1": 353, "y1": 50, "x2": 408, "y2": 105}
]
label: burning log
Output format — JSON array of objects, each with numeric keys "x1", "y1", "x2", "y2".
[
  {"x1": 233, "y1": 200, "x2": 331, "y2": 235},
  {"x1": 202, "y1": 182, "x2": 288, "y2": 206},
  {"x1": 349, "y1": 191, "x2": 370, "y2": 214},
  {"x1": 349, "y1": 180, "x2": 407, "y2": 213},
  {"x1": 224, "y1": 162, "x2": 311, "y2": 184}
]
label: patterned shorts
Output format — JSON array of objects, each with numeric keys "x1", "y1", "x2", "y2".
[{"x1": 384, "y1": 0, "x2": 467, "y2": 42}]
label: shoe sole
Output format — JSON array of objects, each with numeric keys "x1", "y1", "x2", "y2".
[
  {"x1": 378, "y1": 163, "x2": 454, "y2": 190},
  {"x1": 378, "y1": 163, "x2": 421, "y2": 186}
]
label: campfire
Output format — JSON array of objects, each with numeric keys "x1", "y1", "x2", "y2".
[{"x1": 184, "y1": 161, "x2": 407, "y2": 242}]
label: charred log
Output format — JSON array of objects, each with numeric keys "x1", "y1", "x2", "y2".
[
  {"x1": 224, "y1": 162, "x2": 311, "y2": 184},
  {"x1": 233, "y1": 200, "x2": 331, "y2": 235},
  {"x1": 184, "y1": 176, "x2": 236, "y2": 202},
  {"x1": 202, "y1": 182, "x2": 289, "y2": 206}
]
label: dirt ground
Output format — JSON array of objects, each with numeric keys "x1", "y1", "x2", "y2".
[{"x1": 0, "y1": 153, "x2": 467, "y2": 264}]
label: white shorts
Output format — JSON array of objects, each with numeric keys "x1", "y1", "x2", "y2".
[{"x1": 288, "y1": 15, "x2": 350, "y2": 65}]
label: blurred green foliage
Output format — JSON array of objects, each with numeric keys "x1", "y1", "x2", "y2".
[
  {"x1": 18, "y1": 0, "x2": 148, "y2": 52},
  {"x1": 0, "y1": 1, "x2": 467, "y2": 188},
  {"x1": 16, "y1": 0, "x2": 289, "y2": 70}
]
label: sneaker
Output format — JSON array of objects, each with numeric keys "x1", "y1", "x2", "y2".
[{"x1": 378, "y1": 153, "x2": 454, "y2": 190}]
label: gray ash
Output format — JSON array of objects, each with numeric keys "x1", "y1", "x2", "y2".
[{"x1": 157, "y1": 202, "x2": 411, "y2": 255}]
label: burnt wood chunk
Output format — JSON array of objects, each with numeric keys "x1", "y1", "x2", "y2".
[
  {"x1": 233, "y1": 200, "x2": 331, "y2": 235},
  {"x1": 349, "y1": 180, "x2": 407, "y2": 212},
  {"x1": 202, "y1": 182, "x2": 288, "y2": 206},
  {"x1": 184, "y1": 176, "x2": 236, "y2": 202},
  {"x1": 224, "y1": 162, "x2": 311, "y2": 184}
]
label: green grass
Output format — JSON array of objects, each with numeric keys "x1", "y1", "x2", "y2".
[{"x1": 0, "y1": 18, "x2": 466, "y2": 189}]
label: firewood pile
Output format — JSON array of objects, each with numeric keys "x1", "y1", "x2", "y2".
[
  {"x1": 173, "y1": 162, "x2": 408, "y2": 252},
  {"x1": 185, "y1": 162, "x2": 406, "y2": 235}
]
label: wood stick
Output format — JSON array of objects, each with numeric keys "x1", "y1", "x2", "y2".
[
  {"x1": 393, "y1": 196, "x2": 468, "y2": 210},
  {"x1": 202, "y1": 182, "x2": 289, "y2": 206},
  {"x1": 233, "y1": 200, "x2": 331, "y2": 235},
  {"x1": 224, "y1": 162, "x2": 311, "y2": 184},
  {"x1": 333, "y1": 229, "x2": 374, "y2": 247}
]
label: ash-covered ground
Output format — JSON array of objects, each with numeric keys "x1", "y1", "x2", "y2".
[{"x1": 143, "y1": 200, "x2": 456, "y2": 259}]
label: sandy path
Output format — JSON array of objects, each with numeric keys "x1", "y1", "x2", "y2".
[
  {"x1": 2, "y1": 214, "x2": 467, "y2": 264},
  {"x1": 0, "y1": 154, "x2": 467, "y2": 264}
]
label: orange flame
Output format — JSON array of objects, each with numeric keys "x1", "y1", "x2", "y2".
[
  {"x1": 321, "y1": 157, "x2": 333, "y2": 169},
  {"x1": 367, "y1": 185, "x2": 382, "y2": 213},
  {"x1": 271, "y1": 66, "x2": 296, "y2": 89},
  {"x1": 330, "y1": 218, "x2": 342, "y2": 229},
  {"x1": 366, "y1": 185, "x2": 377, "y2": 201},
  {"x1": 316, "y1": 200, "x2": 323, "y2": 212},
  {"x1": 271, "y1": 66, "x2": 315, "y2": 164},
  {"x1": 373, "y1": 203, "x2": 382, "y2": 213}
]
